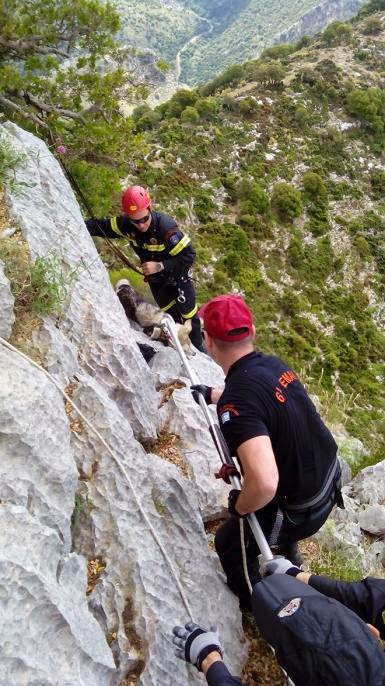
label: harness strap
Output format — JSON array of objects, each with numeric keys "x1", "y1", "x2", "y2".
[
  {"x1": 269, "y1": 507, "x2": 284, "y2": 546},
  {"x1": 285, "y1": 458, "x2": 340, "y2": 512}
]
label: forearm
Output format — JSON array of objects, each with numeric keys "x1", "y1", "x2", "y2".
[
  {"x1": 205, "y1": 659, "x2": 245, "y2": 686},
  {"x1": 236, "y1": 480, "x2": 275, "y2": 515},
  {"x1": 307, "y1": 574, "x2": 379, "y2": 626}
]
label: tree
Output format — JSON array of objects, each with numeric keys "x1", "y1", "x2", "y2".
[
  {"x1": 271, "y1": 182, "x2": 302, "y2": 222},
  {"x1": 195, "y1": 97, "x2": 217, "y2": 119},
  {"x1": 322, "y1": 21, "x2": 352, "y2": 46},
  {"x1": 346, "y1": 88, "x2": 385, "y2": 132},
  {"x1": 0, "y1": 0, "x2": 126, "y2": 133},
  {"x1": 254, "y1": 61, "x2": 285, "y2": 87}
]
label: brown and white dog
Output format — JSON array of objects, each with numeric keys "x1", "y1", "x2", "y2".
[{"x1": 115, "y1": 279, "x2": 196, "y2": 357}]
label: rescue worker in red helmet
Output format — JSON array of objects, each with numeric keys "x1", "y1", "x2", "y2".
[{"x1": 86, "y1": 185, "x2": 205, "y2": 351}]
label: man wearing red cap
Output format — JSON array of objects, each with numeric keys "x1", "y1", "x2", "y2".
[
  {"x1": 86, "y1": 185, "x2": 204, "y2": 351},
  {"x1": 192, "y1": 294, "x2": 343, "y2": 610}
]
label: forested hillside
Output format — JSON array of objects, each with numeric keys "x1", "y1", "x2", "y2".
[
  {"x1": 125, "y1": 1, "x2": 385, "y2": 469},
  {"x1": 116, "y1": 0, "x2": 367, "y2": 85}
]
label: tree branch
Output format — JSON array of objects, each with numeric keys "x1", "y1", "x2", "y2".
[
  {"x1": 0, "y1": 36, "x2": 69, "y2": 58},
  {"x1": 23, "y1": 91, "x2": 87, "y2": 123},
  {"x1": 0, "y1": 94, "x2": 49, "y2": 129}
]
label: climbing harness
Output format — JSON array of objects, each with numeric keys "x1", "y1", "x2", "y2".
[{"x1": 162, "y1": 314, "x2": 274, "y2": 564}]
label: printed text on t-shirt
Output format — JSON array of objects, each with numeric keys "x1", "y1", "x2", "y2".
[{"x1": 275, "y1": 370, "x2": 297, "y2": 403}]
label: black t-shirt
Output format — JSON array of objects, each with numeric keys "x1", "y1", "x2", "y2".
[{"x1": 217, "y1": 351, "x2": 337, "y2": 505}]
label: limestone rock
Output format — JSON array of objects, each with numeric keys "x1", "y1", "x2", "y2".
[
  {"x1": 161, "y1": 386, "x2": 230, "y2": 520},
  {"x1": 0, "y1": 345, "x2": 77, "y2": 550},
  {"x1": 1, "y1": 121, "x2": 159, "y2": 440},
  {"x1": 69, "y1": 375, "x2": 247, "y2": 684},
  {"x1": 359, "y1": 504, "x2": 385, "y2": 535},
  {"x1": 0, "y1": 505, "x2": 115, "y2": 685},
  {"x1": 349, "y1": 460, "x2": 385, "y2": 505},
  {"x1": 0, "y1": 258, "x2": 14, "y2": 340}
]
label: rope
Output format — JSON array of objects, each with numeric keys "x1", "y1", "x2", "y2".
[
  {"x1": 0, "y1": 336, "x2": 195, "y2": 621},
  {"x1": 239, "y1": 519, "x2": 253, "y2": 595}
]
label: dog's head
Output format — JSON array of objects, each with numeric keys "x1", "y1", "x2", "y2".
[{"x1": 115, "y1": 278, "x2": 140, "y2": 322}]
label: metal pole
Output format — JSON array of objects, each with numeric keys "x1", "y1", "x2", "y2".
[{"x1": 162, "y1": 314, "x2": 274, "y2": 563}]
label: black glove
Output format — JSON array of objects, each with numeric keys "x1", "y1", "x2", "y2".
[
  {"x1": 172, "y1": 622, "x2": 222, "y2": 671},
  {"x1": 228, "y1": 489, "x2": 246, "y2": 518},
  {"x1": 191, "y1": 384, "x2": 213, "y2": 405}
]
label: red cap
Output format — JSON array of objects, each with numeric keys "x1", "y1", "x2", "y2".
[{"x1": 199, "y1": 295, "x2": 253, "y2": 342}]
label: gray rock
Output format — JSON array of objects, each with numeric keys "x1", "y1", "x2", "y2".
[
  {"x1": 334, "y1": 432, "x2": 368, "y2": 471},
  {"x1": 0, "y1": 258, "x2": 14, "y2": 339},
  {"x1": 69, "y1": 375, "x2": 247, "y2": 684},
  {"x1": 1, "y1": 121, "x2": 159, "y2": 440},
  {"x1": 359, "y1": 504, "x2": 385, "y2": 535},
  {"x1": 0, "y1": 345, "x2": 77, "y2": 550},
  {"x1": 338, "y1": 456, "x2": 352, "y2": 487},
  {"x1": 0, "y1": 505, "x2": 115, "y2": 686},
  {"x1": 161, "y1": 386, "x2": 230, "y2": 520},
  {"x1": 349, "y1": 460, "x2": 385, "y2": 505},
  {"x1": 0, "y1": 123, "x2": 248, "y2": 685},
  {"x1": 364, "y1": 541, "x2": 385, "y2": 573}
]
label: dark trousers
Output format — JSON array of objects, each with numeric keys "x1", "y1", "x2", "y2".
[
  {"x1": 148, "y1": 274, "x2": 204, "y2": 350},
  {"x1": 215, "y1": 494, "x2": 337, "y2": 609}
]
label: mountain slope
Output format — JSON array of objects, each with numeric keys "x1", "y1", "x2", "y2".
[
  {"x1": 128, "y1": 4, "x2": 385, "y2": 467},
  {"x1": 179, "y1": 0, "x2": 366, "y2": 83}
]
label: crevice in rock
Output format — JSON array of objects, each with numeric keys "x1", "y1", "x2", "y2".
[{"x1": 142, "y1": 425, "x2": 191, "y2": 477}]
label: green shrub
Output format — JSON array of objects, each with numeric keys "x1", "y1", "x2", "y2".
[
  {"x1": 30, "y1": 254, "x2": 79, "y2": 315},
  {"x1": 302, "y1": 171, "x2": 327, "y2": 201},
  {"x1": 0, "y1": 136, "x2": 27, "y2": 192},
  {"x1": 370, "y1": 169, "x2": 385, "y2": 198},
  {"x1": 271, "y1": 182, "x2": 303, "y2": 221},
  {"x1": 181, "y1": 106, "x2": 200, "y2": 124},
  {"x1": 322, "y1": 21, "x2": 352, "y2": 46}
]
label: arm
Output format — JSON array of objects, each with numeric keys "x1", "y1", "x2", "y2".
[
  {"x1": 307, "y1": 574, "x2": 385, "y2": 636},
  {"x1": 85, "y1": 216, "x2": 127, "y2": 239},
  {"x1": 162, "y1": 230, "x2": 196, "y2": 275},
  {"x1": 235, "y1": 436, "x2": 279, "y2": 515},
  {"x1": 204, "y1": 656, "x2": 245, "y2": 686}
]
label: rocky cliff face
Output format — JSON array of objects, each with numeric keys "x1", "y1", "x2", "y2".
[
  {"x1": 274, "y1": 0, "x2": 364, "y2": 45},
  {"x1": 0, "y1": 122, "x2": 246, "y2": 685}
]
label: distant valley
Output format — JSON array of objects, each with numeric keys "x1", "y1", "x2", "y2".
[{"x1": 117, "y1": 0, "x2": 366, "y2": 86}]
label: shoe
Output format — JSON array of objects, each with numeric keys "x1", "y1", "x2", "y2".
[{"x1": 275, "y1": 542, "x2": 304, "y2": 567}]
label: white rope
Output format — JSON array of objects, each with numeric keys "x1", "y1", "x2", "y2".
[
  {"x1": 0, "y1": 336, "x2": 195, "y2": 621},
  {"x1": 239, "y1": 518, "x2": 253, "y2": 595}
]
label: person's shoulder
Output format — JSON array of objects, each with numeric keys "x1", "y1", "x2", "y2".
[{"x1": 153, "y1": 210, "x2": 178, "y2": 232}]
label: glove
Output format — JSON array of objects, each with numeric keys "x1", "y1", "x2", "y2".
[
  {"x1": 191, "y1": 384, "x2": 213, "y2": 405},
  {"x1": 228, "y1": 489, "x2": 246, "y2": 518},
  {"x1": 172, "y1": 622, "x2": 223, "y2": 671},
  {"x1": 259, "y1": 555, "x2": 301, "y2": 578}
]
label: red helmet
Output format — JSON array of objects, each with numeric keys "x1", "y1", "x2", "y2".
[{"x1": 122, "y1": 185, "x2": 152, "y2": 214}]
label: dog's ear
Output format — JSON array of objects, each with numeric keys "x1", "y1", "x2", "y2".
[{"x1": 183, "y1": 319, "x2": 192, "y2": 333}]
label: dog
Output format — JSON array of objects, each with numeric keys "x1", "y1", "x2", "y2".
[{"x1": 115, "y1": 279, "x2": 196, "y2": 357}]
